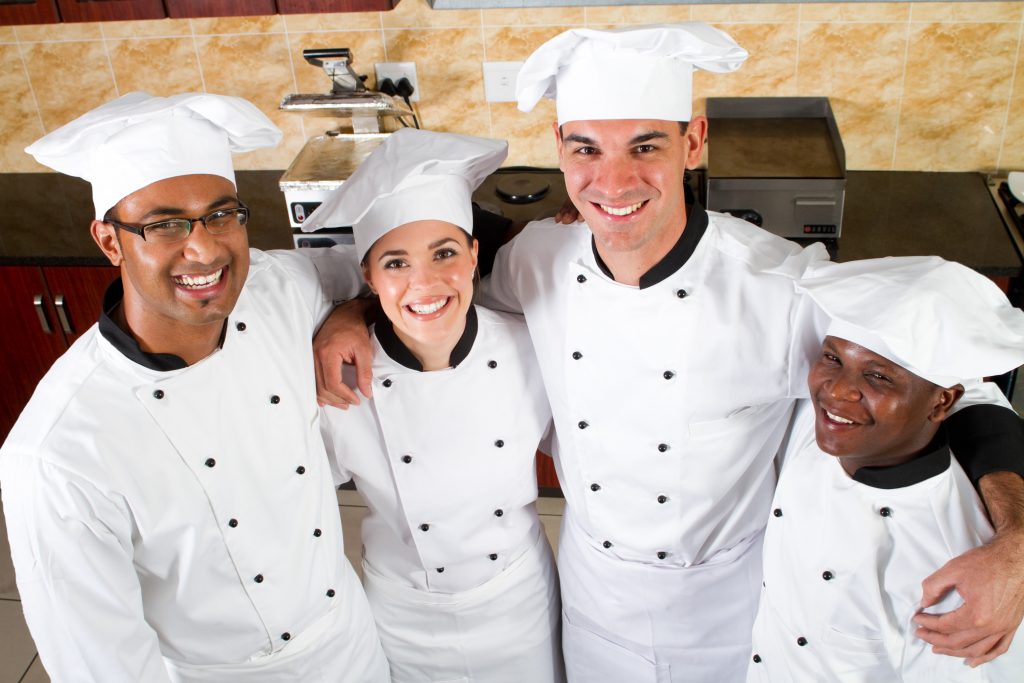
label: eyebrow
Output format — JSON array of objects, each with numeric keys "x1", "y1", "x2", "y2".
[
  {"x1": 376, "y1": 237, "x2": 460, "y2": 263},
  {"x1": 137, "y1": 195, "x2": 239, "y2": 222},
  {"x1": 563, "y1": 131, "x2": 670, "y2": 147}
]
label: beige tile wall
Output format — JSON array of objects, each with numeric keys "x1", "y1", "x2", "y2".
[{"x1": 2, "y1": 0, "x2": 1022, "y2": 173}]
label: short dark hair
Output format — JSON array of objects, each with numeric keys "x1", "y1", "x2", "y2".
[{"x1": 557, "y1": 121, "x2": 690, "y2": 138}]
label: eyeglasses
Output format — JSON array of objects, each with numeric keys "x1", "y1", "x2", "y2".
[{"x1": 105, "y1": 205, "x2": 249, "y2": 245}]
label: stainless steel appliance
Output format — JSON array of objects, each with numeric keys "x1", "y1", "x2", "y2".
[{"x1": 705, "y1": 97, "x2": 846, "y2": 240}]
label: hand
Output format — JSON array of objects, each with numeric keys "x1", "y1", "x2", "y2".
[
  {"x1": 313, "y1": 299, "x2": 375, "y2": 409},
  {"x1": 914, "y1": 531, "x2": 1024, "y2": 665},
  {"x1": 554, "y1": 198, "x2": 582, "y2": 224}
]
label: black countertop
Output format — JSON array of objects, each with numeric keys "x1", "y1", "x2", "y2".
[{"x1": 1, "y1": 170, "x2": 1021, "y2": 278}]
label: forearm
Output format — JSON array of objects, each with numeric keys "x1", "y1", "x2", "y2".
[{"x1": 979, "y1": 471, "x2": 1024, "y2": 534}]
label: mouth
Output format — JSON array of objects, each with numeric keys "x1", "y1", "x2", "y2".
[
  {"x1": 173, "y1": 267, "x2": 224, "y2": 290},
  {"x1": 595, "y1": 200, "x2": 648, "y2": 218},
  {"x1": 818, "y1": 404, "x2": 863, "y2": 428},
  {"x1": 404, "y1": 296, "x2": 452, "y2": 319}
]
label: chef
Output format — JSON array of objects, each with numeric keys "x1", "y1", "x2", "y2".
[
  {"x1": 1, "y1": 92, "x2": 389, "y2": 682},
  {"x1": 302, "y1": 128, "x2": 563, "y2": 682},
  {"x1": 749, "y1": 256, "x2": 1024, "y2": 682},
  {"x1": 312, "y1": 23, "x2": 1024, "y2": 682}
]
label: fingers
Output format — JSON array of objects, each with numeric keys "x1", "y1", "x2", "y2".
[
  {"x1": 928, "y1": 630, "x2": 1008, "y2": 662},
  {"x1": 919, "y1": 564, "x2": 960, "y2": 609},
  {"x1": 353, "y1": 345, "x2": 374, "y2": 400},
  {"x1": 965, "y1": 631, "x2": 1015, "y2": 667}
]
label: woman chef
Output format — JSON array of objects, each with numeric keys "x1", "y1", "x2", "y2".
[{"x1": 300, "y1": 128, "x2": 564, "y2": 683}]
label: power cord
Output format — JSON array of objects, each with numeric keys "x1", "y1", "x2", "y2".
[{"x1": 394, "y1": 77, "x2": 421, "y2": 129}]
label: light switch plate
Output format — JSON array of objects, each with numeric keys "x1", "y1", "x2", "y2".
[
  {"x1": 483, "y1": 61, "x2": 523, "y2": 103},
  {"x1": 374, "y1": 62, "x2": 420, "y2": 102}
]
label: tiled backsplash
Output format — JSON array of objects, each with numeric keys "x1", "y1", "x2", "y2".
[{"x1": 2, "y1": 0, "x2": 1022, "y2": 174}]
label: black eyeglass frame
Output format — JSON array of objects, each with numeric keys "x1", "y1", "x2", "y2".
[{"x1": 104, "y1": 203, "x2": 250, "y2": 243}]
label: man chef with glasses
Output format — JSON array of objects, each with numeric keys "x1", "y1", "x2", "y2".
[{"x1": 0, "y1": 92, "x2": 389, "y2": 682}]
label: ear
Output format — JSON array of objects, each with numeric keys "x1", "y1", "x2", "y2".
[
  {"x1": 361, "y1": 262, "x2": 376, "y2": 295},
  {"x1": 469, "y1": 236, "x2": 479, "y2": 270},
  {"x1": 928, "y1": 384, "x2": 965, "y2": 423},
  {"x1": 91, "y1": 219, "x2": 123, "y2": 266},
  {"x1": 683, "y1": 116, "x2": 708, "y2": 170},
  {"x1": 553, "y1": 122, "x2": 565, "y2": 168}
]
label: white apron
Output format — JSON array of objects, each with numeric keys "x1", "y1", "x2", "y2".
[{"x1": 363, "y1": 526, "x2": 563, "y2": 683}]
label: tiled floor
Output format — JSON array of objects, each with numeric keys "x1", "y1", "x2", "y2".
[{"x1": 0, "y1": 489, "x2": 565, "y2": 682}]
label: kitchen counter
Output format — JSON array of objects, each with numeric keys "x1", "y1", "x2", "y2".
[{"x1": 1, "y1": 170, "x2": 1021, "y2": 279}]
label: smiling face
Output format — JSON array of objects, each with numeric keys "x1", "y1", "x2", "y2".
[
  {"x1": 808, "y1": 336, "x2": 962, "y2": 475},
  {"x1": 91, "y1": 174, "x2": 250, "y2": 359},
  {"x1": 555, "y1": 118, "x2": 705, "y2": 274},
  {"x1": 363, "y1": 220, "x2": 478, "y2": 371}
]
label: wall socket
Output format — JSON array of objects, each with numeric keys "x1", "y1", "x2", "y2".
[
  {"x1": 482, "y1": 61, "x2": 523, "y2": 103},
  {"x1": 374, "y1": 62, "x2": 420, "y2": 102}
]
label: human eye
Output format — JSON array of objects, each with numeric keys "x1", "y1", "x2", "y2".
[
  {"x1": 821, "y1": 352, "x2": 840, "y2": 365},
  {"x1": 383, "y1": 258, "x2": 407, "y2": 270},
  {"x1": 434, "y1": 247, "x2": 458, "y2": 261},
  {"x1": 866, "y1": 371, "x2": 893, "y2": 385},
  {"x1": 634, "y1": 144, "x2": 657, "y2": 154},
  {"x1": 572, "y1": 144, "x2": 599, "y2": 156},
  {"x1": 144, "y1": 220, "x2": 190, "y2": 242},
  {"x1": 204, "y1": 209, "x2": 234, "y2": 228}
]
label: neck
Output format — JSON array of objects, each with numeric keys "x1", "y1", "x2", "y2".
[
  {"x1": 117, "y1": 303, "x2": 223, "y2": 366},
  {"x1": 393, "y1": 318, "x2": 467, "y2": 372},
  {"x1": 839, "y1": 428, "x2": 942, "y2": 478},
  {"x1": 595, "y1": 206, "x2": 687, "y2": 286}
]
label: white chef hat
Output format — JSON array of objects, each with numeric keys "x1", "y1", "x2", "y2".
[
  {"x1": 25, "y1": 91, "x2": 282, "y2": 219},
  {"x1": 796, "y1": 256, "x2": 1024, "y2": 388},
  {"x1": 516, "y1": 23, "x2": 748, "y2": 125},
  {"x1": 301, "y1": 128, "x2": 508, "y2": 261}
]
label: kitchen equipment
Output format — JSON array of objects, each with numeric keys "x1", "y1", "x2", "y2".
[
  {"x1": 705, "y1": 97, "x2": 846, "y2": 240},
  {"x1": 279, "y1": 48, "x2": 414, "y2": 246}
]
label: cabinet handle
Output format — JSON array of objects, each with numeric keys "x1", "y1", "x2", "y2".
[
  {"x1": 33, "y1": 294, "x2": 52, "y2": 334},
  {"x1": 54, "y1": 295, "x2": 72, "y2": 335}
]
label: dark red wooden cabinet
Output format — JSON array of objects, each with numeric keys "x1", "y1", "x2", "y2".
[
  {"x1": 0, "y1": 265, "x2": 117, "y2": 443},
  {"x1": 165, "y1": 0, "x2": 273, "y2": 18},
  {"x1": 0, "y1": 0, "x2": 60, "y2": 25},
  {"x1": 277, "y1": 0, "x2": 397, "y2": 12},
  {"x1": 55, "y1": 0, "x2": 164, "y2": 22}
]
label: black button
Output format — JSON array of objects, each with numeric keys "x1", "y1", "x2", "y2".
[
  {"x1": 420, "y1": 523, "x2": 430, "y2": 532},
  {"x1": 578, "y1": 420, "x2": 589, "y2": 429},
  {"x1": 270, "y1": 395, "x2": 281, "y2": 404},
  {"x1": 822, "y1": 570, "x2": 834, "y2": 581},
  {"x1": 436, "y1": 567, "x2": 444, "y2": 573},
  {"x1": 235, "y1": 321, "x2": 246, "y2": 331},
  {"x1": 577, "y1": 274, "x2": 587, "y2": 283},
  {"x1": 797, "y1": 637, "x2": 807, "y2": 646},
  {"x1": 205, "y1": 458, "x2": 216, "y2": 468},
  {"x1": 658, "y1": 443, "x2": 669, "y2": 452},
  {"x1": 657, "y1": 495, "x2": 668, "y2": 504},
  {"x1": 495, "y1": 439, "x2": 505, "y2": 448},
  {"x1": 488, "y1": 360, "x2": 497, "y2": 369},
  {"x1": 572, "y1": 351, "x2": 582, "y2": 360},
  {"x1": 326, "y1": 589, "x2": 335, "y2": 597},
  {"x1": 228, "y1": 518, "x2": 238, "y2": 528},
  {"x1": 296, "y1": 466, "x2": 306, "y2": 475},
  {"x1": 773, "y1": 508, "x2": 783, "y2": 517},
  {"x1": 663, "y1": 370, "x2": 675, "y2": 380},
  {"x1": 153, "y1": 389, "x2": 164, "y2": 399},
  {"x1": 676, "y1": 289, "x2": 688, "y2": 299},
  {"x1": 382, "y1": 379, "x2": 393, "y2": 388},
  {"x1": 602, "y1": 541, "x2": 612, "y2": 549},
  {"x1": 254, "y1": 574, "x2": 264, "y2": 583},
  {"x1": 313, "y1": 528, "x2": 322, "y2": 537},
  {"x1": 591, "y1": 483, "x2": 601, "y2": 492},
  {"x1": 494, "y1": 509, "x2": 504, "y2": 517},
  {"x1": 879, "y1": 507, "x2": 892, "y2": 517},
  {"x1": 657, "y1": 551, "x2": 667, "y2": 559},
  {"x1": 281, "y1": 633, "x2": 291, "y2": 641},
  {"x1": 402, "y1": 455, "x2": 413, "y2": 464},
  {"x1": 752, "y1": 654, "x2": 761, "y2": 663},
  {"x1": 489, "y1": 553, "x2": 498, "y2": 561}
]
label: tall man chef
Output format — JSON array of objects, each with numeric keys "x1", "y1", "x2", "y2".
[
  {"x1": 0, "y1": 92, "x2": 390, "y2": 682},
  {"x1": 314, "y1": 23, "x2": 1024, "y2": 681}
]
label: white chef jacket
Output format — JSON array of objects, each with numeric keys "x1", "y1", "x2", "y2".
[
  {"x1": 321, "y1": 305, "x2": 564, "y2": 682},
  {"x1": 1, "y1": 248, "x2": 390, "y2": 683},
  {"x1": 480, "y1": 207, "x2": 828, "y2": 679},
  {"x1": 749, "y1": 399, "x2": 1024, "y2": 682}
]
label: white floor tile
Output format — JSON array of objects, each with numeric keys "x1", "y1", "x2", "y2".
[
  {"x1": 20, "y1": 656, "x2": 50, "y2": 683},
  {"x1": 336, "y1": 487, "x2": 364, "y2": 507},
  {"x1": 535, "y1": 495, "x2": 566, "y2": 517},
  {"x1": 0, "y1": 501, "x2": 19, "y2": 600},
  {"x1": 338, "y1": 504, "x2": 368, "y2": 578},
  {"x1": 0, "y1": 600, "x2": 38, "y2": 683}
]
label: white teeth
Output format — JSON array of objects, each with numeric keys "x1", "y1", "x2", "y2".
[
  {"x1": 175, "y1": 268, "x2": 223, "y2": 289},
  {"x1": 600, "y1": 202, "x2": 644, "y2": 216},
  {"x1": 408, "y1": 298, "x2": 448, "y2": 315},
  {"x1": 826, "y1": 410, "x2": 854, "y2": 424}
]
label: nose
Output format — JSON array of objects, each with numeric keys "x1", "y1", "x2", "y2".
[
  {"x1": 589, "y1": 155, "x2": 640, "y2": 201},
  {"x1": 408, "y1": 264, "x2": 440, "y2": 289},
  {"x1": 181, "y1": 222, "x2": 221, "y2": 264},
  {"x1": 826, "y1": 370, "x2": 862, "y2": 402}
]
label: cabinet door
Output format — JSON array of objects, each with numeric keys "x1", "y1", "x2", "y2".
[
  {"x1": 0, "y1": 0, "x2": 60, "y2": 25},
  {"x1": 55, "y1": 0, "x2": 163, "y2": 22},
  {"x1": 536, "y1": 451, "x2": 559, "y2": 491},
  {"x1": 0, "y1": 266, "x2": 68, "y2": 442},
  {"x1": 277, "y1": 0, "x2": 397, "y2": 13},
  {"x1": 165, "y1": 0, "x2": 273, "y2": 17},
  {"x1": 42, "y1": 265, "x2": 118, "y2": 346}
]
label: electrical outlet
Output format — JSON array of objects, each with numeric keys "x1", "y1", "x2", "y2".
[
  {"x1": 483, "y1": 61, "x2": 523, "y2": 103},
  {"x1": 374, "y1": 62, "x2": 420, "y2": 102}
]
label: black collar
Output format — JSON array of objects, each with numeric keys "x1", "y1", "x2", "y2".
[
  {"x1": 98, "y1": 278, "x2": 190, "y2": 372},
  {"x1": 375, "y1": 305, "x2": 478, "y2": 372},
  {"x1": 850, "y1": 431, "x2": 952, "y2": 489},
  {"x1": 591, "y1": 201, "x2": 710, "y2": 289}
]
